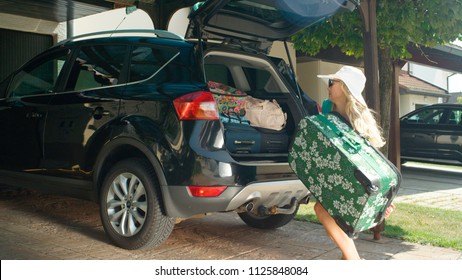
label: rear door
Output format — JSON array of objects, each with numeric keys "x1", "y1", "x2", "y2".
[
  {"x1": 187, "y1": 0, "x2": 355, "y2": 51},
  {"x1": 42, "y1": 44, "x2": 128, "y2": 179},
  {"x1": 435, "y1": 107, "x2": 462, "y2": 163},
  {"x1": 400, "y1": 106, "x2": 445, "y2": 160}
]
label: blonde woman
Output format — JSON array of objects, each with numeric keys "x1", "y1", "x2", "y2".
[{"x1": 316, "y1": 66, "x2": 395, "y2": 260}]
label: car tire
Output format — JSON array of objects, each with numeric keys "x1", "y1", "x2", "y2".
[
  {"x1": 238, "y1": 207, "x2": 298, "y2": 229},
  {"x1": 99, "y1": 158, "x2": 175, "y2": 250}
]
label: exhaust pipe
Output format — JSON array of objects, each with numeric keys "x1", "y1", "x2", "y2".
[
  {"x1": 258, "y1": 197, "x2": 299, "y2": 215},
  {"x1": 300, "y1": 194, "x2": 311, "y2": 205}
]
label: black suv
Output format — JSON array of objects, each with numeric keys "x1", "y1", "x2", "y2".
[
  {"x1": 400, "y1": 103, "x2": 462, "y2": 166},
  {"x1": 0, "y1": 0, "x2": 354, "y2": 249}
]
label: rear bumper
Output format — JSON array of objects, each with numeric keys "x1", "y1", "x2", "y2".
[
  {"x1": 224, "y1": 179, "x2": 308, "y2": 211},
  {"x1": 159, "y1": 120, "x2": 309, "y2": 217},
  {"x1": 161, "y1": 179, "x2": 309, "y2": 218}
]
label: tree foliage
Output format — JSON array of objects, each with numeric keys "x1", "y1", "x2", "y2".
[
  {"x1": 293, "y1": 0, "x2": 462, "y2": 61},
  {"x1": 292, "y1": 0, "x2": 462, "y2": 155}
]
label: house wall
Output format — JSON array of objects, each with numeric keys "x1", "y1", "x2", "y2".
[
  {"x1": 402, "y1": 62, "x2": 449, "y2": 115},
  {"x1": 0, "y1": 13, "x2": 66, "y2": 43},
  {"x1": 407, "y1": 63, "x2": 452, "y2": 91},
  {"x1": 168, "y1": 7, "x2": 190, "y2": 37},
  {"x1": 297, "y1": 61, "x2": 321, "y2": 103},
  {"x1": 0, "y1": 12, "x2": 65, "y2": 41},
  {"x1": 297, "y1": 61, "x2": 363, "y2": 105},
  {"x1": 400, "y1": 94, "x2": 440, "y2": 116},
  {"x1": 448, "y1": 74, "x2": 462, "y2": 93},
  {"x1": 269, "y1": 41, "x2": 297, "y2": 68}
]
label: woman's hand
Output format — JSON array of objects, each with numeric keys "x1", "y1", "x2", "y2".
[{"x1": 384, "y1": 202, "x2": 396, "y2": 219}]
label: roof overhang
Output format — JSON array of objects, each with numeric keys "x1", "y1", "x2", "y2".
[
  {"x1": 0, "y1": 0, "x2": 201, "y2": 30},
  {"x1": 0, "y1": 0, "x2": 114, "y2": 22},
  {"x1": 406, "y1": 43, "x2": 462, "y2": 74}
]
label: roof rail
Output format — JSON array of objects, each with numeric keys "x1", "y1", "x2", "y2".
[{"x1": 61, "y1": 29, "x2": 183, "y2": 44}]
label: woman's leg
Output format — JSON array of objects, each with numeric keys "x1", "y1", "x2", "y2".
[{"x1": 314, "y1": 202, "x2": 360, "y2": 260}]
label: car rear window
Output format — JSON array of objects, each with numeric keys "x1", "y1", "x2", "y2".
[
  {"x1": 129, "y1": 45, "x2": 199, "y2": 84},
  {"x1": 66, "y1": 45, "x2": 128, "y2": 91}
]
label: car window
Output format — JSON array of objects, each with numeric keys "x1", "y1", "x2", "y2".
[
  {"x1": 7, "y1": 49, "x2": 70, "y2": 98},
  {"x1": 242, "y1": 66, "x2": 282, "y2": 94},
  {"x1": 66, "y1": 45, "x2": 128, "y2": 91},
  {"x1": 204, "y1": 64, "x2": 235, "y2": 87},
  {"x1": 128, "y1": 45, "x2": 180, "y2": 83},
  {"x1": 445, "y1": 109, "x2": 462, "y2": 125},
  {"x1": 406, "y1": 108, "x2": 444, "y2": 124}
]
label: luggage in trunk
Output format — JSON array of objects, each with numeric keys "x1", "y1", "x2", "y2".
[
  {"x1": 224, "y1": 123, "x2": 260, "y2": 154},
  {"x1": 224, "y1": 123, "x2": 289, "y2": 154},
  {"x1": 208, "y1": 81, "x2": 249, "y2": 124},
  {"x1": 288, "y1": 113, "x2": 401, "y2": 237},
  {"x1": 256, "y1": 127, "x2": 289, "y2": 153}
]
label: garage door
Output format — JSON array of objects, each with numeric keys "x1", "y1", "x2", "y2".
[{"x1": 0, "y1": 28, "x2": 53, "y2": 82}]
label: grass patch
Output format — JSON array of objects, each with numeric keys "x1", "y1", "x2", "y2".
[{"x1": 296, "y1": 201, "x2": 462, "y2": 252}]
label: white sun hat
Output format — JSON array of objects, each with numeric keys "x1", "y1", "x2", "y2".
[{"x1": 317, "y1": 66, "x2": 367, "y2": 106}]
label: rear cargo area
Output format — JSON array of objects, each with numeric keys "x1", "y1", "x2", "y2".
[{"x1": 203, "y1": 49, "x2": 304, "y2": 158}]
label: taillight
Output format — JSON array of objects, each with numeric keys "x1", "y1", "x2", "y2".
[
  {"x1": 173, "y1": 91, "x2": 219, "y2": 120},
  {"x1": 188, "y1": 186, "x2": 227, "y2": 197}
]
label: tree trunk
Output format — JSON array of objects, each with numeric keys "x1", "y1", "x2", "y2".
[
  {"x1": 378, "y1": 48, "x2": 393, "y2": 157},
  {"x1": 371, "y1": 48, "x2": 393, "y2": 240}
]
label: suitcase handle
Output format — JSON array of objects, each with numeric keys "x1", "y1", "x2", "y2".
[
  {"x1": 318, "y1": 114, "x2": 361, "y2": 153},
  {"x1": 343, "y1": 137, "x2": 361, "y2": 153},
  {"x1": 223, "y1": 110, "x2": 249, "y2": 124},
  {"x1": 234, "y1": 140, "x2": 256, "y2": 145}
]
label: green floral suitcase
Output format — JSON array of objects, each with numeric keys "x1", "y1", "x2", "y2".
[{"x1": 288, "y1": 113, "x2": 401, "y2": 237}]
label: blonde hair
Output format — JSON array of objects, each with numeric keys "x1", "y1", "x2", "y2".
[{"x1": 340, "y1": 82, "x2": 385, "y2": 148}]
